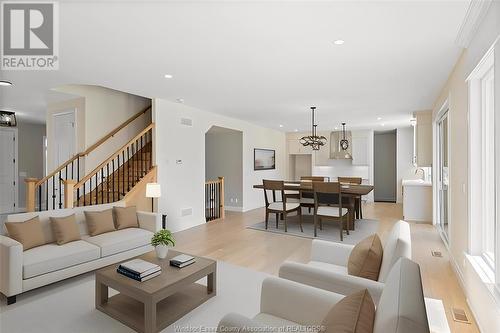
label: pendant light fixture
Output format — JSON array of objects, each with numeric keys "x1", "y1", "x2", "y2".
[
  {"x1": 299, "y1": 106, "x2": 327, "y2": 150},
  {"x1": 340, "y1": 122, "x2": 349, "y2": 150}
]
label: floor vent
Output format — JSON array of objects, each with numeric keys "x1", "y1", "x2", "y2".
[
  {"x1": 451, "y1": 308, "x2": 471, "y2": 324},
  {"x1": 431, "y1": 250, "x2": 443, "y2": 257}
]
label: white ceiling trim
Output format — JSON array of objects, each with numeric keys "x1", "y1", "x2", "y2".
[{"x1": 455, "y1": 0, "x2": 492, "y2": 48}]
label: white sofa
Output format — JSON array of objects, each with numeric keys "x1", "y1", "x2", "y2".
[
  {"x1": 0, "y1": 202, "x2": 161, "y2": 304},
  {"x1": 279, "y1": 220, "x2": 411, "y2": 304},
  {"x1": 218, "y1": 258, "x2": 429, "y2": 333}
]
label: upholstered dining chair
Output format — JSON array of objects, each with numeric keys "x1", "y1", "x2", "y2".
[
  {"x1": 338, "y1": 177, "x2": 363, "y2": 219},
  {"x1": 313, "y1": 182, "x2": 349, "y2": 240},
  {"x1": 263, "y1": 180, "x2": 302, "y2": 232}
]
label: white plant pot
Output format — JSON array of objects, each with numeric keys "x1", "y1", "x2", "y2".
[{"x1": 155, "y1": 245, "x2": 168, "y2": 259}]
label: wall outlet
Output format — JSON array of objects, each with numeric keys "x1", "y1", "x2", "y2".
[{"x1": 181, "y1": 208, "x2": 192, "y2": 216}]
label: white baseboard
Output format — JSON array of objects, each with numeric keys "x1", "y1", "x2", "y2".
[{"x1": 225, "y1": 206, "x2": 244, "y2": 212}]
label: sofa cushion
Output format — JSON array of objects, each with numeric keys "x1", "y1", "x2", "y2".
[
  {"x1": 378, "y1": 221, "x2": 411, "y2": 282},
  {"x1": 83, "y1": 228, "x2": 153, "y2": 257},
  {"x1": 253, "y1": 313, "x2": 300, "y2": 327},
  {"x1": 23, "y1": 240, "x2": 100, "y2": 279},
  {"x1": 84, "y1": 209, "x2": 116, "y2": 236},
  {"x1": 322, "y1": 289, "x2": 375, "y2": 333},
  {"x1": 5, "y1": 216, "x2": 46, "y2": 251},
  {"x1": 50, "y1": 214, "x2": 81, "y2": 245},
  {"x1": 308, "y1": 261, "x2": 348, "y2": 275},
  {"x1": 113, "y1": 206, "x2": 139, "y2": 230},
  {"x1": 348, "y1": 234, "x2": 383, "y2": 281},
  {"x1": 373, "y1": 258, "x2": 429, "y2": 333}
]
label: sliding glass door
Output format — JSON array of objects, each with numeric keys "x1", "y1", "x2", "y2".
[{"x1": 437, "y1": 111, "x2": 449, "y2": 243}]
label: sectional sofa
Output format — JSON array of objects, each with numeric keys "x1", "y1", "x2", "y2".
[{"x1": 0, "y1": 202, "x2": 161, "y2": 304}]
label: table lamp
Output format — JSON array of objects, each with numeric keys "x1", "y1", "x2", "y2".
[{"x1": 146, "y1": 183, "x2": 161, "y2": 212}]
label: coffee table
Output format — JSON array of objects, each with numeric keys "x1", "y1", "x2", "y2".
[{"x1": 95, "y1": 250, "x2": 216, "y2": 333}]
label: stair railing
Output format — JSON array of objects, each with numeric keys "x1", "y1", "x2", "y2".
[
  {"x1": 25, "y1": 106, "x2": 151, "y2": 212},
  {"x1": 71, "y1": 123, "x2": 154, "y2": 208},
  {"x1": 205, "y1": 177, "x2": 225, "y2": 222}
]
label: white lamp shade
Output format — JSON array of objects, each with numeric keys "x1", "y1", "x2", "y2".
[{"x1": 146, "y1": 183, "x2": 161, "y2": 198}]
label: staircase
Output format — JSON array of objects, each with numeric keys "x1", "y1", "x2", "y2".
[{"x1": 25, "y1": 107, "x2": 155, "y2": 212}]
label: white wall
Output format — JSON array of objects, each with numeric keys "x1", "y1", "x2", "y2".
[
  {"x1": 153, "y1": 98, "x2": 286, "y2": 233},
  {"x1": 16, "y1": 120, "x2": 46, "y2": 209},
  {"x1": 396, "y1": 127, "x2": 416, "y2": 203},
  {"x1": 431, "y1": 3, "x2": 500, "y2": 331},
  {"x1": 205, "y1": 127, "x2": 243, "y2": 209}
]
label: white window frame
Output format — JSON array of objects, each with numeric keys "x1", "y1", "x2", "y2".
[{"x1": 467, "y1": 44, "x2": 498, "y2": 287}]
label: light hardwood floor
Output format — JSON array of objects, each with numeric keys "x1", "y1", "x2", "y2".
[{"x1": 173, "y1": 202, "x2": 479, "y2": 333}]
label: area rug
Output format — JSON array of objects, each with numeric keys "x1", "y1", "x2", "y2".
[
  {"x1": 0, "y1": 260, "x2": 450, "y2": 333},
  {"x1": 247, "y1": 214, "x2": 379, "y2": 245}
]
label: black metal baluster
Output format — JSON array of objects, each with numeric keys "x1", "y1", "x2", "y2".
[
  {"x1": 71, "y1": 161, "x2": 74, "y2": 180},
  {"x1": 52, "y1": 176, "x2": 55, "y2": 210},
  {"x1": 107, "y1": 163, "x2": 110, "y2": 203},
  {"x1": 38, "y1": 186, "x2": 42, "y2": 212},
  {"x1": 122, "y1": 151, "x2": 125, "y2": 197},
  {"x1": 83, "y1": 182, "x2": 86, "y2": 206},
  {"x1": 77, "y1": 157, "x2": 80, "y2": 182},
  {"x1": 127, "y1": 146, "x2": 130, "y2": 191},
  {"x1": 58, "y1": 171, "x2": 62, "y2": 209},
  {"x1": 89, "y1": 177, "x2": 92, "y2": 206},
  {"x1": 113, "y1": 158, "x2": 116, "y2": 202}
]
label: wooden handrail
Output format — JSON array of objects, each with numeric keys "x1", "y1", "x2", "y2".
[
  {"x1": 36, "y1": 154, "x2": 81, "y2": 186},
  {"x1": 74, "y1": 123, "x2": 155, "y2": 189},
  {"x1": 82, "y1": 106, "x2": 151, "y2": 155},
  {"x1": 36, "y1": 106, "x2": 151, "y2": 187}
]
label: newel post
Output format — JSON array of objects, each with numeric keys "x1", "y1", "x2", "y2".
[
  {"x1": 218, "y1": 176, "x2": 225, "y2": 219},
  {"x1": 25, "y1": 178, "x2": 39, "y2": 212},
  {"x1": 63, "y1": 179, "x2": 77, "y2": 209}
]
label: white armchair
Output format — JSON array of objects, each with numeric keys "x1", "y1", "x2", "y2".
[
  {"x1": 218, "y1": 258, "x2": 429, "y2": 333},
  {"x1": 279, "y1": 220, "x2": 411, "y2": 304}
]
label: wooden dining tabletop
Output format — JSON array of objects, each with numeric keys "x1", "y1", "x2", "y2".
[{"x1": 253, "y1": 181, "x2": 374, "y2": 196}]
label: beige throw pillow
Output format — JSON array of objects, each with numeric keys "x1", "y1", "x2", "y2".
[
  {"x1": 50, "y1": 214, "x2": 81, "y2": 245},
  {"x1": 84, "y1": 209, "x2": 115, "y2": 236},
  {"x1": 347, "y1": 234, "x2": 383, "y2": 281},
  {"x1": 322, "y1": 289, "x2": 375, "y2": 333},
  {"x1": 5, "y1": 216, "x2": 46, "y2": 251},
  {"x1": 113, "y1": 206, "x2": 139, "y2": 230}
]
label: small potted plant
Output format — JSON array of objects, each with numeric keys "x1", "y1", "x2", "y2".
[{"x1": 151, "y1": 229, "x2": 175, "y2": 259}]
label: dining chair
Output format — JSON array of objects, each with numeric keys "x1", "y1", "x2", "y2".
[
  {"x1": 299, "y1": 177, "x2": 326, "y2": 213},
  {"x1": 263, "y1": 180, "x2": 302, "y2": 232},
  {"x1": 313, "y1": 182, "x2": 349, "y2": 240},
  {"x1": 338, "y1": 177, "x2": 363, "y2": 219}
]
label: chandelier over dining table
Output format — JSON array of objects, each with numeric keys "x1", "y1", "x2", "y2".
[{"x1": 299, "y1": 106, "x2": 327, "y2": 150}]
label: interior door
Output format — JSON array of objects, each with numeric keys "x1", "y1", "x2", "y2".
[
  {"x1": 437, "y1": 111, "x2": 449, "y2": 242},
  {"x1": 52, "y1": 111, "x2": 76, "y2": 207},
  {"x1": 0, "y1": 129, "x2": 16, "y2": 213}
]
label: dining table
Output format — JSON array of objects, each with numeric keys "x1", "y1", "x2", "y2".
[{"x1": 253, "y1": 181, "x2": 374, "y2": 230}]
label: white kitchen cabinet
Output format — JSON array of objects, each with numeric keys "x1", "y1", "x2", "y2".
[
  {"x1": 352, "y1": 136, "x2": 369, "y2": 165},
  {"x1": 402, "y1": 180, "x2": 432, "y2": 222},
  {"x1": 288, "y1": 139, "x2": 312, "y2": 155}
]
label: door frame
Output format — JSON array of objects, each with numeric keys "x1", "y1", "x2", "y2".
[
  {"x1": 433, "y1": 99, "x2": 451, "y2": 247},
  {"x1": 0, "y1": 127, "x2": 18, "y2": 213},
  {"x1": 51, "y1": 109, "x2": 77, "y2": 168}
]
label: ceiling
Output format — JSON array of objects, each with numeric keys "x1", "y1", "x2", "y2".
[{"x1": 0, "y1": 1, "x2": 469, "y2": 130}]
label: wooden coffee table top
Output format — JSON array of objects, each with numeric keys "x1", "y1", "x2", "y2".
[{"x1": 96, "y1": 250, "x2": 216, "y2": 296}]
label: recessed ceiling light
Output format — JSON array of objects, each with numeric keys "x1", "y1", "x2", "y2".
[
  {"x1": 377, "y1": 117, "x2": 382, "y2": 120},
  {"x1": 334, "y1": 127, "x2": 339, "y2": 130},
  {"x1": 381, "y1": 123, "x2": 385, "y2": 127},
  {"x1": 279, "y1": 124, "x2": 284, "y2": 128},
  {"x1": 164, "y1": 74, "x2": 173, "y2": 79},
  {"x1": 0, "y1": 80, "x2": 13, "y2": 86},
  {"x1": 294, "y1": 129, "x2": 298, "y2": 132},
  {"x1": 176, "y1": 98, "x2": 184, "y2": 103},
  {"x1": 333, "y1": 39, "x2": 345, "y2": 45}
]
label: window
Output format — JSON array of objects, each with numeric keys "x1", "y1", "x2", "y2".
[
  {"x1": 468, "y1": 47, "x2": 496, "y2": 273},
  {"x1": 480, "y1": 66, "x2": 495, "y2": 266}
]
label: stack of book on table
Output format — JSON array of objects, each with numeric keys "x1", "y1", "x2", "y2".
[
  {"x1": 117, "y1": 259, "x2": 161, "y2": 282},
  {"x1": 170, "y1": 254, "x2": 196, "y2": 268}
]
